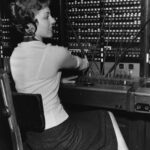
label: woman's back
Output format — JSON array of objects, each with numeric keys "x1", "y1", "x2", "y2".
[{"x1": 10, "y1": 41, "x2": 69, "y2": 129}]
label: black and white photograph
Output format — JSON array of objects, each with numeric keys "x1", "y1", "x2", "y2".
[{"x1": 0, "y1": 0, "x2": 150, "y2": 150}]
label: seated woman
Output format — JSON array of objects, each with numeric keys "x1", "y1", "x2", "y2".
[{"x1": 10, "y1": 0, "x2": 127, "y2": 150}]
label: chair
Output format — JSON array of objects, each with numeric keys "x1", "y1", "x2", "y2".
[
  {"x1": 0, "y1": 69, "x2": 23, "y2": 150},
  {"x1": 3, "y1": 57, "x2": 45, "y2": 132},
  {"x1": 0, "y1": 70, "x2": 45, "y2": 150}
]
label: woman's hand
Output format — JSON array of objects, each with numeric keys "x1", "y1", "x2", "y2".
[
  {"x1": 61, "y1": 75, "x2": 78, "y2": 84},
  {"x1": 79, "y1": 55, "x2": 89, "y2": 70}
]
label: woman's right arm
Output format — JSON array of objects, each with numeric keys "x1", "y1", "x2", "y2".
[{"x1": 57, "y1": 47, "x2": 89, "y2": 70}]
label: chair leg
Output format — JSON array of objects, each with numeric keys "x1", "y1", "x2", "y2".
[{"x1": 108, "y1": 111, "x2": 129, "y2": 150}]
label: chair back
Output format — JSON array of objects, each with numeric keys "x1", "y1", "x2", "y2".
[
  {"x1": 2, "y1": 58, "x2": 45, "y2": 132},
  {"x1": 12, "y1": 92, "x2": 45, "y2": 132}
]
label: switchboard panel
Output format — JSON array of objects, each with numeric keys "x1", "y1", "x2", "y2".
[{"x1": 63, "y1": 0, "x2": 147, "y2": 77}]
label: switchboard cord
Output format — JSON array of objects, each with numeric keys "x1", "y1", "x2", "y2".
[
  {"x1": 113, "y1": 31, "x2": 125, "y2": 78},
  {"x1": 95, "y1": 13, "x2": 107, "y2": 75},
  {"x1": 65, "y1": 13, "x2": 85, "y2": 57},
  {"x1": 65, "y1": 12, "x2": 100, "y2": 77},
  {"x1": 105, "y1": 18, "x2": 150, "y2": 77},
  {"x1": 100, "y1": 10, "x2": 114, "y2": 76}
]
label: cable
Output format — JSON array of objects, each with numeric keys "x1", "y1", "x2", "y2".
[
  {"x1": 65, "y1": 14, "x2": 85, "y2": 56},
  {"x1": 65, "y1": 12, "x2": 100, "y2": 77},
  {"x1": 100, "y1": 10, "x2": 114, "y2": 76},
  {"x1": 113, "y1": 30, "x2": 125, "y2": 77},
  {"x1": 95, "y1": 13, "x2": 107, "y2": 75},
  {"x1": 105, "y1": 17, "x2": 150, "y2": 77}
]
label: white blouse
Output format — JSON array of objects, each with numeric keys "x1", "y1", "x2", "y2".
[{"x1": 10, "y1": 41, "x2": 69, "y2": 129}]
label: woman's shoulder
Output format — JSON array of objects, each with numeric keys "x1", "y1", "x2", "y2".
[
  {"x1": 13, "y1": 41, "x2": 46, "y2": 50},
  {"x1": 45, "y1": 44, "x2": 69, "y2": 60},
  {"x1": 11, "y1": 41, "x2": 46, "y2": 58},
  {"x1": 46, "y1": 44, "x2": 67, "y2": 51},
  {"x1": 46, "y1": 44, "x2": 69, "y2": 55}
]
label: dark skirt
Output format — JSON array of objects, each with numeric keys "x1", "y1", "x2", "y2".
[{"x1": 24, "y1": 110, "x2": 117, "y2": 150}]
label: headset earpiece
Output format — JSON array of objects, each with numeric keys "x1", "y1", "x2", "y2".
[{"x1": 25, "y1": 22, "x2": 37, "y2": 35}]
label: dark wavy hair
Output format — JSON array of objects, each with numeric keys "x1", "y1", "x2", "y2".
[{"x1": 10, "y1": 0, "x2": 51, "y2": 36}]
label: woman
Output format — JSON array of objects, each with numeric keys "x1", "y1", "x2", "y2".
[{"x1": 10, "y1": 0, "x2": 126, "y2": 150}]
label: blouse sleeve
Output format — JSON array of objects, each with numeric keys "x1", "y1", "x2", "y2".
[{"x1": 48, "y1": 45, "x2": 78, "y2": 70}]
